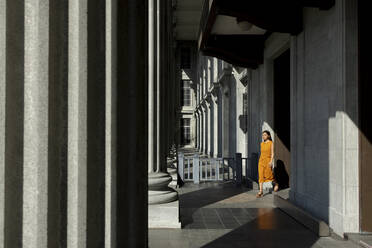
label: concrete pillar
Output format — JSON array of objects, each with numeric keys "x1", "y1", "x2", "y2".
[
  {"x1": 206, "y1": 94, "x2": 213, "y2": 157},
  {"x1": 0, "y1": 0, "x2": 5, "y2": 245},
  {"x1": 1, "y1": 1, "x2": 66, "y2": 247},
  {"x1": 194, "y1": 113, "x2": 198, "y2": 149},
  {"x1": 68, "y1": 0, "x2": 108, "y2": 246},
  {"x1": 202, "y1": 102, "x2": 208, "y2": 155},
  {"x1": 116, "y1": 0, "x2": 149, "y2": 245},
  {"x1": 148, "y1": 0, "x2": 180, "y2": 229},
  {"x1": 199, "y1": 108, "x2": 204, "y2": 153},
  {"x1": 105, "y1": 0, "x2": 117, "y2": 247},
  {"x1": 22, "y1": 2, "x2": 50, "y2": 246},
  {"x1": 67, "y1": 1, "x2": 88, "y2": 246},
  {"x1": 211, "y1": 83, "x2": 220, "y2": 158},
  {"x1": 195, "y1": 113, "x2": 199, "y2": 149},
  {"x1": 3, "y1": 3, "x2": 26, "y2": 246},
  {"x1": 148, "y1": 0, "x2": 177, "y2": 204},
  {"x1": 0, "y1": 0, "x2": 150, "y2": 246},
  {"x1": 221, "y1": 84, "x2": 230, "y2": 157},
  {"x1": 197, "y1": 110, "x2": 201, "y2": 151}
]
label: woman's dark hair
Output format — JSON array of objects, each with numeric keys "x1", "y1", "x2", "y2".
[{"x1": 263, "y1": 130, "x2": 272, "y2": 141}]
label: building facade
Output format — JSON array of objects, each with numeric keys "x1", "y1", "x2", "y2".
[
  {"x1": 191, "y1": 0, "x2": 372, "y2": 237},
  {"x1": 176, "y1": 42, "x2": 197, "y2": 148}
]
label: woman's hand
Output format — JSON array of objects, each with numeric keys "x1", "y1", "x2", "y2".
[{"x1": 268, "y1": 161, "x2": 273, "y2": 167}]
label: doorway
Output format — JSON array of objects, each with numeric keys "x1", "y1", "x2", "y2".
[
  {"x1": 359, "y1": 0, "x2": 372, "y2": 233},
  {"x1": 273, "y1": 49, "x2": 291, "y2": 189}
]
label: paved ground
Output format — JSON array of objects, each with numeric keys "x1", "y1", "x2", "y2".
[{"x1": 149, "y1": 182, "x2": 359, "y2": 248}]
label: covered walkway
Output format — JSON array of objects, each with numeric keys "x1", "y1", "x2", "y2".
[{"x1": 149, "y1": 182, "x2": 358, "y2": 248}]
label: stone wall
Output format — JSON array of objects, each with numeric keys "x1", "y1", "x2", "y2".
[
  {"x1": 243, "y1": 0, "x2": 359, "y2": 236},
  {"x1": 290, "y1": 0, "x2": 359, "y2": 235}
]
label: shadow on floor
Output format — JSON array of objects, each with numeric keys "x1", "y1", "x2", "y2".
[
  {"x1": 201, "y1": 209, "x2": 320, "y2": 248},
  {"x1": 179, "y1": 182, "x2": 252, "y2": 227}
]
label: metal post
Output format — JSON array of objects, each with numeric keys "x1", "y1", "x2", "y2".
[
  {"x1": 215, "y1": 159, "x2": 219, "y2": 181},
  {"x1": 178, "y1": 152, "x2": 184, "y2": 181},
  {"x1": 235, "y1": 153, "x2": 242, "y2": 187},
  {"x1": 193, "y1": 154, "x2": 200, "y2": 184}
]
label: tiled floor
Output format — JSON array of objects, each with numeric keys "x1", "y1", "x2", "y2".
[{"x1": 149, "y1": 182, "x2": 358, "y2": 248}]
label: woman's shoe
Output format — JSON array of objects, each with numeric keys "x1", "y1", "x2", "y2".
[{"x1": 256, "y1": 191, "x2": 263, "y2": 198}]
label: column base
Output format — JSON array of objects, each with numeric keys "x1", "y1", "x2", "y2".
[
  {"x1": 148, "y1": 200, "x2": 181, "y2": 228},
  {"x1": 148, "y1": 172, "x2": 178, "y2": 204}
]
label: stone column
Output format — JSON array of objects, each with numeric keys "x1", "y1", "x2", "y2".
[
  {"x1": 201, "y1": 104, "x2": 205, "y2": 153},
  {"x1": 69, "y1": 0, "x2": 108, "y2": 246},
  {"x1": 221, "y1": 83, "x2": 230, "y2": 157},
  {"x1": 0, "y1": 1, "x2": 5, "y2": 244},
  {"x1": 195, "y1": 108, "x2": 200, "y2": 150},
  {"x1": 1, "y1": 2, "x2": 62, "y2": 247},
  {"x1": 206, "y1": 93, "x2": 213, "y2": 157},
  {"x1": 116, "y1": 0, "x2": 149, "y2": 245},
  {"x1": 211, "y1": 83, "x2": 221, "y2": 158},
  {"x1": 195, "y1": 112, "x2": 199, "y2": 149},
  {"x1": 199, "y1": 107, "x2": 204, "y2": 153},
  {"x1": 22, "y1": 2, "x2": 50, "y2": 246},
  {"x1": 148, "y1": 0, "x2": 180, "y2": 229},
  {"x1": 1, "y1": 0, "x2": 148, "y2": 246},
  {"x1": 201, "y1": 100, "x2": 208, "y2": 155}
]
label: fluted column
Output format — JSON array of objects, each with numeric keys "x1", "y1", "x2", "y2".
[
  {"x1": 116, "y1": 0, "x2": 149, "y2": 245},
  {"x1": 23, "y1": 2, "x2": 49, "y2": 246},
  {"x1": 196, "y1": 112, "x2": 200, "y2": 149},
  {"x1": 221, "y1": 84, "x2": 230, "y2": 157},
  {"x1": 211, "y1": 84, "x2": 221, "y2": 158},
  {"x1": 201, "y1": 106, "x2": 204, "y2": 153},
  {"x1": 201, "y1": 101, "x2": 208, "y2": 155},
  {"x1": 148, "y1": 0, "x2": 177, "y2": 205},
  {"x1": 0, "y1": 1, "x2": 4, "y2": 245},
  {"x1": 67, "y1": 1, "x2": 88, "y2": 247},
  {"x1": 1, "y1": 0, "x2": 149, "y2": 246},
  {"x1": 206, "y1": 94, "x2": 213, "y2": 157}
]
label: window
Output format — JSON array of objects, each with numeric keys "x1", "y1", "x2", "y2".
[
  {"x1": 181, "y1": 80, "x2": 191, "y2": 106},
  {"x1": 180, "y1": 47, "x2": 191, "y2": 69},
  {"x1": 181, "y1": 118, "x2": 191, "y2": 145}
]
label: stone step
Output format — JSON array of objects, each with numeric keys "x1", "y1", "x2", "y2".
[{"x1": 273, "y1": 189, "x2": 330, "y2": 237}]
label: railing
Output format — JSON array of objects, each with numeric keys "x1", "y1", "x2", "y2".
[
  {"x1": 245, "y1": 153, "x2": 259, "y2": 184},
  {"x1": 178, "y1": 152, "x2": 253, "y2": 186}
]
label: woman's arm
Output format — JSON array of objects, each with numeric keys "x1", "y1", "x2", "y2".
[{"x1": 270, "y1": 141, "x2": 274, "y2": 165}]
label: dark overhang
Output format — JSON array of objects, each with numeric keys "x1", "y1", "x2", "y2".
[{"x1": 198, "y1": 0, "x2": 335, "y2": 68}]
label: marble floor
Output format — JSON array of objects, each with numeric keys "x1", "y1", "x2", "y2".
[{"x1": 149, "y1": 182, "x2": 359, "y2": 248}]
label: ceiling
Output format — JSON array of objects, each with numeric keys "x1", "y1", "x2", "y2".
[{"x1": 174, "y1": 0, "x2": 204, "y2": 41}]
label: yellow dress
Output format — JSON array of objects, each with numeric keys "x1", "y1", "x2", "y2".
[{"x1": 258, "y1": 140, "x2": 274, "y2": 183}]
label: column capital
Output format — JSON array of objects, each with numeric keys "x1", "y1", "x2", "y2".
[
  {"x1": 201, "y1": 99, "x2": 207, "y2": 110},
  {"x1": 196, "y1": 104, "x2": 202, "y2": 113},
  {"x1": 236, "y1": 68, "x2": 251, "y2": 87},
  {"x1": 217, "y1": 63, "x2": 232, "y2": 83},
  {"x1": 210, "y1": 82, "x2": 220, "y2": 97},
  {"x1": 204, "y1": 92, "x2": 212, "y2": 103}
]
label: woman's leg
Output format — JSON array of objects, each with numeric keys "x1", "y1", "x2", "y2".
[
  {"x1": 259, "y1": 183, "x2": 263, "y2": 193},
  {"x1": 258, "y1": 163, "x2": 264, "y2": 195},
  {"x1": 274, "y1": 183, "x2": 279, "y2": 192},
  {"x1": 256, "y1": 183, "x2": 263, "y2": 198}
]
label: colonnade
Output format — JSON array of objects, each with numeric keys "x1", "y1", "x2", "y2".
[
  {"x1": 0, "y1": 0, "x2": 179, "y2": 247},
  {"x1": 194, "y1": 58, "x2": 231, "y2": 158},
  {"x1": 147, "y1": 0, "x2": 180, "y2": 228}
]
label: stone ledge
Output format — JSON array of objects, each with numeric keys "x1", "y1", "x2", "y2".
[
  {"x1": 274, "y1": 191, "x2": 330, "y2": 237},
  {"x1": 148, "y1": 200, "x2": 181, "y2": 229}
]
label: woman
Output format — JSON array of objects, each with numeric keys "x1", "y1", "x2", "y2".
[{"x1": 256, "y1": 130, "x2": 279, "y2": 198}]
